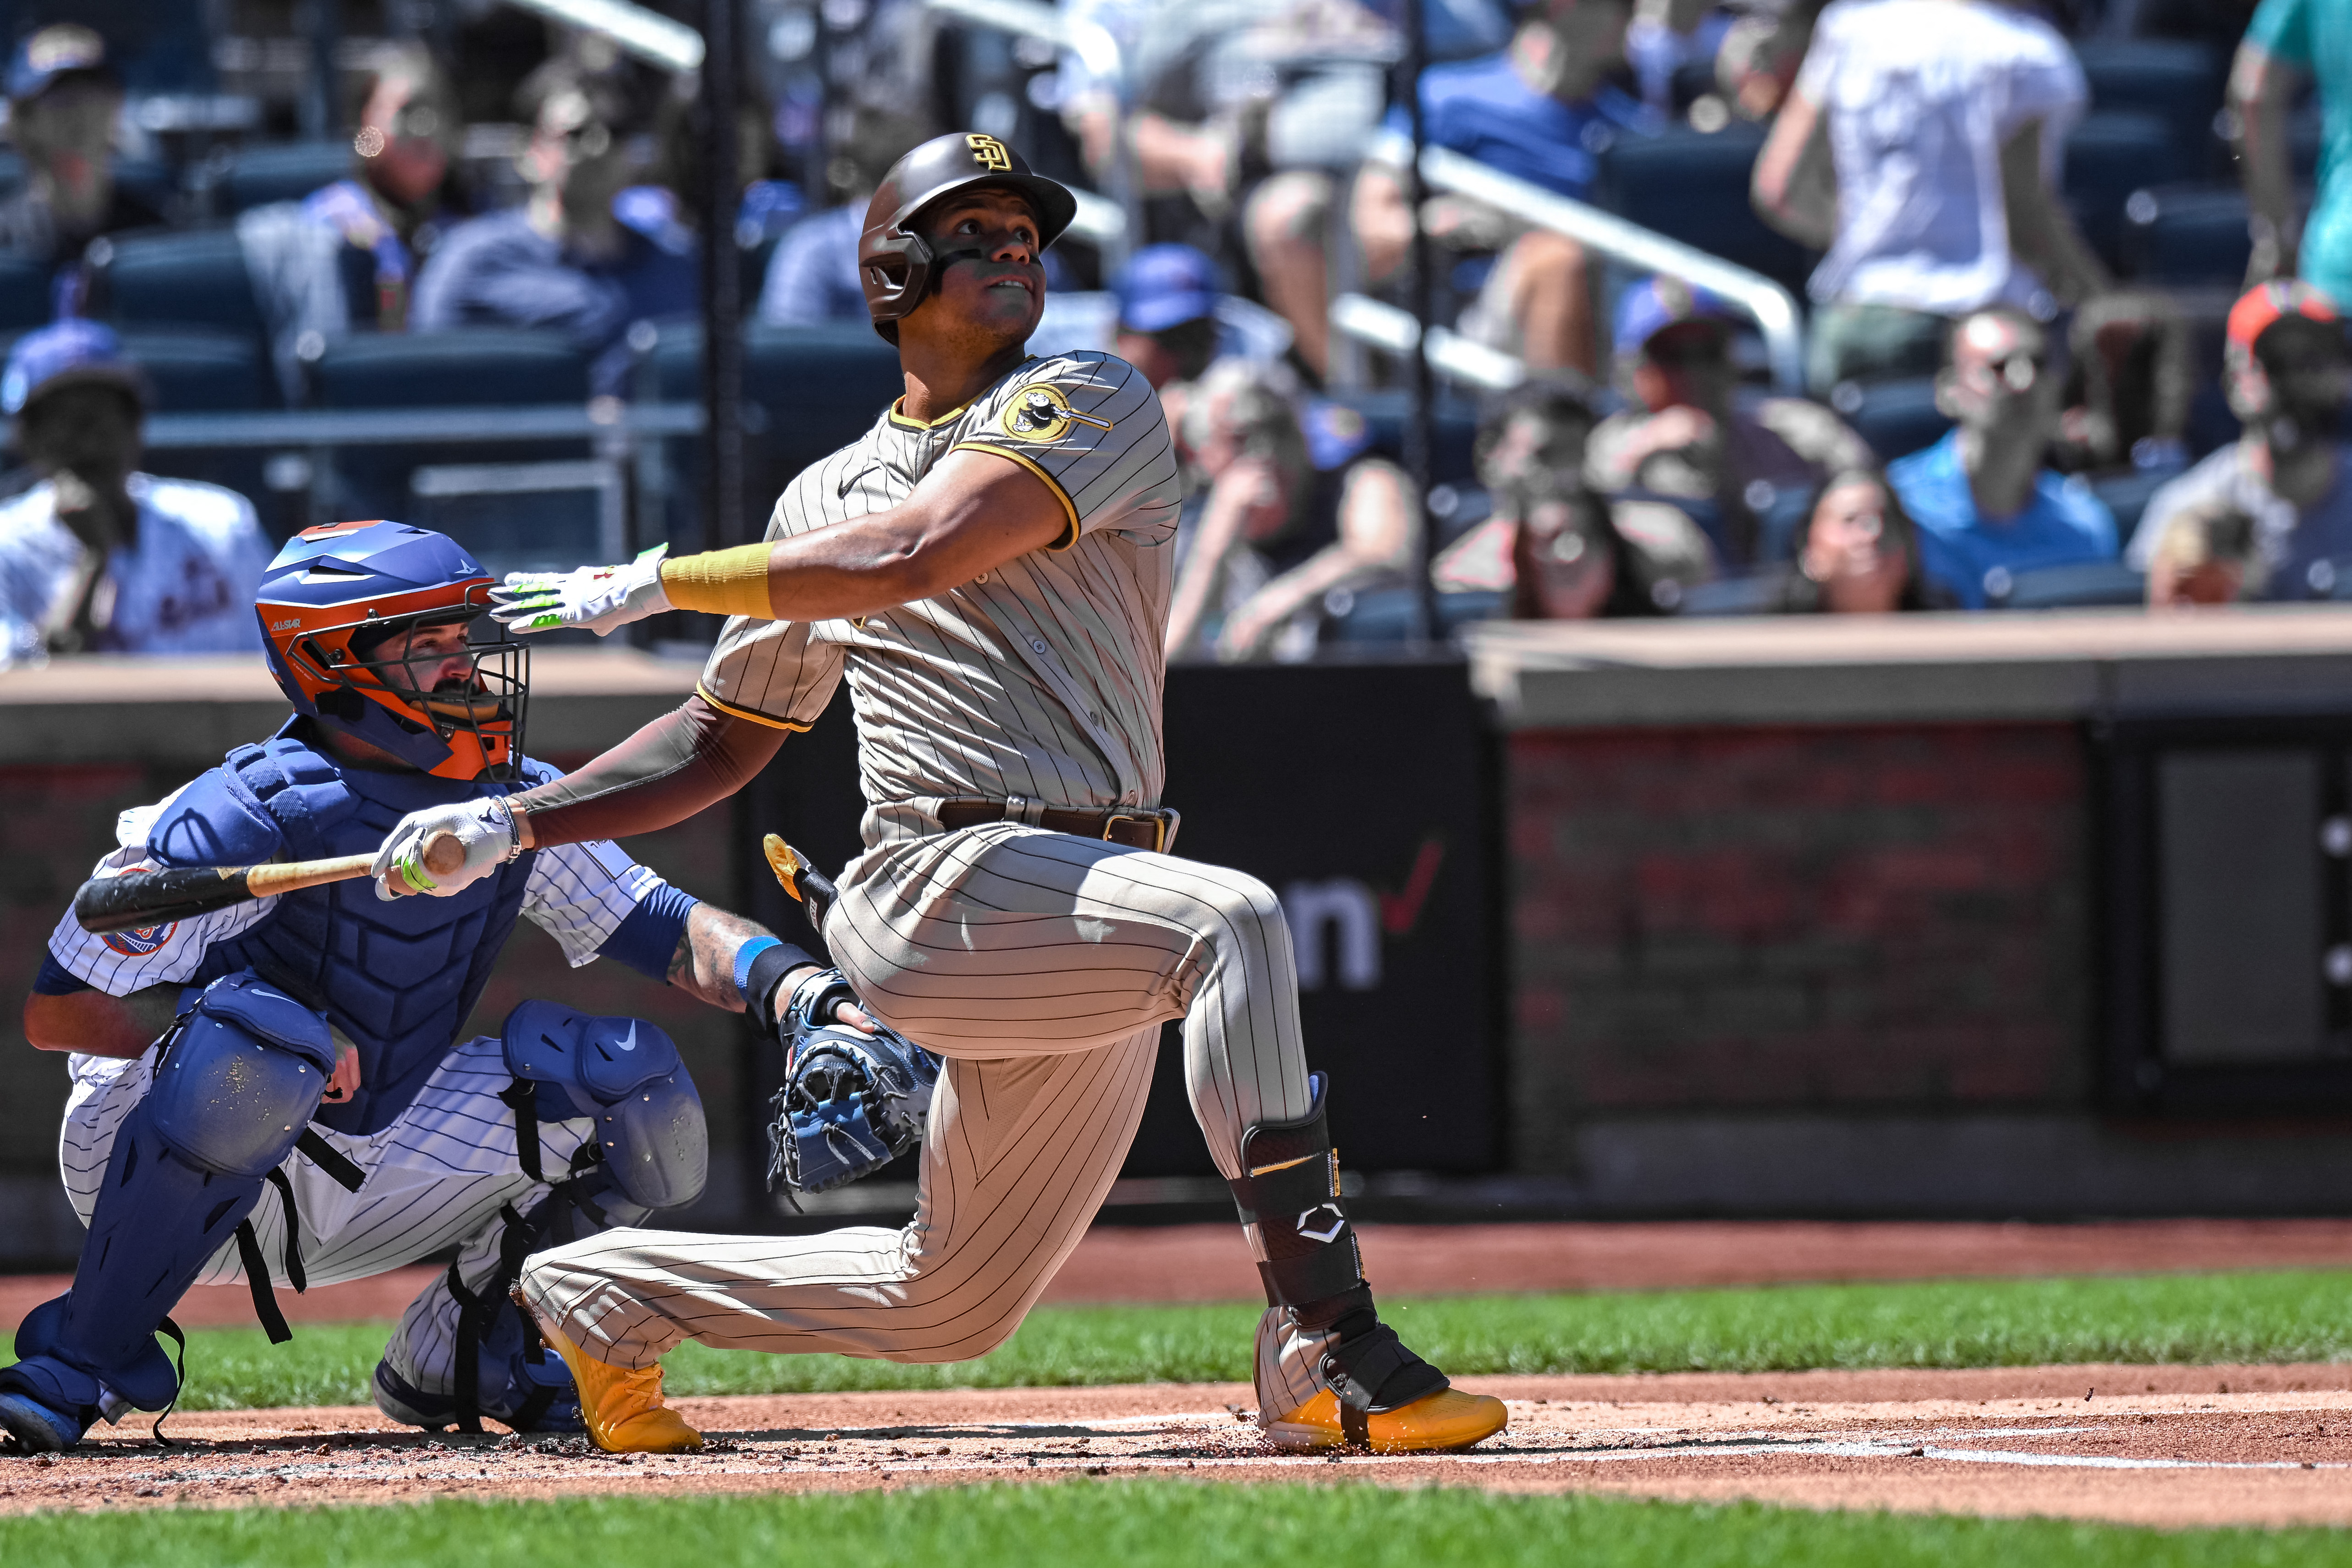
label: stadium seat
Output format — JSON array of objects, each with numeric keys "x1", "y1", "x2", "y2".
[
  {"x1": 648, "y1": 320, "x2": 907, "y2": 549},
  {"x1": 90, "y1": 228, "x2": 267, "y2": 339},
  {"x1": 1596, "y1": 122, "x2": 1819, "y2": 296},
  {"x1": 1679, "y1": 572, "x2": 1789, "y2": 616},
  {"x1": 1987, "y1": 559, "x2": 2146, "y2": 608},
  {"x1": 1321, "y1": 389, "x2": 1481, "y2": 488},
  {"x1": 1321, "y1": 587, "x2": 1505, "y2": 643},
  {"x1": 2074, "y1": 40, "x2": 2226, "y2": 181},
  {"x1": 222, "y1": 142, "x2": 352, "y2": 213},
  {"x1": 0, "y1": 252, "x2": 52, "y2": 330},
  {"x1": 311, "y1": 330, "x2": 591, "y2": 408},
  {"x1": 2119, "y1": 183, "x2": 2253, "y2": 287},
  {"x1": 119, "y1": 328, "x2": 269, "y2": 412},
  {"x1": 2066, "y1": 112, "x2": 2185, "y2": 271},
  {"x1": 2090, "y1": 466, "x2": 2179, "y2": 551},
  {"x1": 1830, "y1": 376, "x2": 1952, "y2": 463},
  {"x1": 311, "y1": 330, "x2": 593, "y2": 521}
]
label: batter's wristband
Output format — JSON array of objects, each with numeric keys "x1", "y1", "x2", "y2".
[
  {"x1": 660, "y1": 544, "x2": 776, "y2": 621},
  {"x1": 742, "y1": 938, "x2": 819, "y2": 1038}
]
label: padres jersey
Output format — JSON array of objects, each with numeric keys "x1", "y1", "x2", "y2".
[{"x1": 697, "y1": 350, "x2": 1181, "y2": 841}]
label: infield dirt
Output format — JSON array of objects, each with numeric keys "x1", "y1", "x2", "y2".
[{"x1": 11, "y1": 1365, "x2": 2352, "y2": 1529}]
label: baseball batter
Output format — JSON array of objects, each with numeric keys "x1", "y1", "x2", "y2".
[{"x1": 371, "y1": 132, "x2": 1506, "y2": 1456}]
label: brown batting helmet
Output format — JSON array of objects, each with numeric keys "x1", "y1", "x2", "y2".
[{"x1": 857, "y1": 132, "x2": 1077, "y2": 344}]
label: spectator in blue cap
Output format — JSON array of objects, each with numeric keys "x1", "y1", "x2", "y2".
[
  {"x1": 0, "y1": 25, "x2": 167, "y2": 280},
  {"x1": 0, "y1": 321, "x2": 268, "y2": 666},
  {"x1": 413, "y1": 68, "x2": 698, "y2": 394},
  {"x1": 1586, "y1": 275, "x2": 1870, "y2": 571},
  {"x1": 239, "y1": 46, "x2": 467, "y2": 402}
]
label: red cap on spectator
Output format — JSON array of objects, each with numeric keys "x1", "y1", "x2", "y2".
[{"x1": 2227, "y1": 281, "x2": 2340, "y2": 358}]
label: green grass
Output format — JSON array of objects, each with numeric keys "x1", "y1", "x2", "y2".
[
  {"x1": 134, "y1": 1268, "x2": 2352, "y2": 1412},
  {"x1": 9, "y1": 1483, "x2": 2352, "y2": 1567}
]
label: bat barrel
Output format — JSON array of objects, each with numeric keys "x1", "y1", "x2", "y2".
[{"x1": 73, "y1": 866, "x2": 250, "y2": 934}]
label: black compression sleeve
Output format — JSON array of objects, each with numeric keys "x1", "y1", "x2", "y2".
[{"x1": 514, "y1": 694, "x2": 788, "y2": 847}]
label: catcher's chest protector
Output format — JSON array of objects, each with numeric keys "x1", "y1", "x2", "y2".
[{"x1": 154, "y1": 729, "x2": 541, "y2": 1135}]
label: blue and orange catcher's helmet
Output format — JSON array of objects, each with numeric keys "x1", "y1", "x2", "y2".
[{"x1": 255, "y1": 520, "x2": 528, "y2": 780}]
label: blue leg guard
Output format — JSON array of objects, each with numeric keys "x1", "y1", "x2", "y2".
[
  {"x1": 0, "y1": 974, "x2": 331, "y2": 1447},
  {"x1": 373, "y1": 1003, "x2": 705, "y2": 1435}
]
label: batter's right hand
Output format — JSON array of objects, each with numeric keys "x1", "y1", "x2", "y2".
[
  {"x1": 373, "y1": 799, "x2": 519, "y2": 900},
  {"x1": 489, "y1": 544, "x2": 672, "y2": 637}
]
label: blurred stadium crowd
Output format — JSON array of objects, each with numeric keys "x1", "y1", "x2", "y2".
[{"x1": 0, "y1": 0, "x2": 2345, "y2": 667}]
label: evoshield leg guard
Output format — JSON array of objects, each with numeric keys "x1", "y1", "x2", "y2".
[
  {"x1": 1226, "y1": 1073, "x2": 1448, "y2": 1435},
  {"x1": 0, "y1": 974, "x2": 333, "y2": 1450}
]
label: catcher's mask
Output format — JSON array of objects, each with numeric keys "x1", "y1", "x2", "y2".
[
  {"x1": 256, "y1": 519, "x2": 528, "y2": 781},
  {"x1": 857, "y1": 131, "x2": 1076, "y2": 345}
]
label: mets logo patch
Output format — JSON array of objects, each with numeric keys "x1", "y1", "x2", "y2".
[
  {"x1": 1003, "y1": 384, "x2": 1113, "y2": 443},
  {"x1": 101, "y1": 922, "x2": 177, "y2": 957}
]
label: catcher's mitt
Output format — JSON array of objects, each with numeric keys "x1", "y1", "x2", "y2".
[{"x1": 764, "y1": 966, "x2": 942, "y2": 1199}]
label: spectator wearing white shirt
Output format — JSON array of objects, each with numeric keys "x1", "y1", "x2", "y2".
[
  {"x1": 0, "y1": 322, "x2": 270, "y2": 667},
  {"x1": 1751, "y1": 0, "x2": 2109, "y2": 393}
]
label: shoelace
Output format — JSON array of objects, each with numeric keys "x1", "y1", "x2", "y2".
[{"x1": 598, "y1": 1364, "x2": 670, "y2": 1426}]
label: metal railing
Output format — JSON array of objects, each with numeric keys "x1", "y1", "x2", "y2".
[
  {"x1": 1418, "y1": 146, "x2": 1806, "y2": 394},
  {"x1": 1329, "y1": 293, "x2": 1524, "y2": 391},
  {"x1": 140, "y1": 403, "x2": 705, "y2": 450},
  {"x1": 502, "y1": 0, "x2": 705, "y2": 73},
  {"x1": 921, "y1": 0, "x2": 1134, "y2": 265}
]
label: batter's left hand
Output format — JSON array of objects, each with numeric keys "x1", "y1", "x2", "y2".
[{"x1": 491, "y1": 544, "x2": 672, "y2": 636}]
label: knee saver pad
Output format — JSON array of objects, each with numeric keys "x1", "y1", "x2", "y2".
[
  {"x1": 502, "y1": 1001, "x2": 706, "y2": 1212},
  {"x1": 149, "y1": 971, "x2": 335, "y2": 1179}
]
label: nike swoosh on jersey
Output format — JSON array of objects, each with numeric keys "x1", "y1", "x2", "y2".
[{"x1": 837, "y1": 464, "x2": 881, "y2": 498}]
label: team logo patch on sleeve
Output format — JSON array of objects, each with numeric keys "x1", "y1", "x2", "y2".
[
  {"x1": 101, "y1": 922, "x2": 177, "y2": 957},
  {"x1": 1003, "y1": 384, "x2": 1112, "y2": 442}
]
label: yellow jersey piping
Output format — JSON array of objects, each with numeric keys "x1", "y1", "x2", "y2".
[
  {"x1": 695, "y1": 682, "x2": 813, "y2": 732},
  {"x1": 952, "y1": 441, "x2": 1081, "y2": 550}
]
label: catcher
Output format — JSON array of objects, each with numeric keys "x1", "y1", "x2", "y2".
[
  {"x1": 5, "y1": 520, "x2": 875, "y2": 1449},
  {"x1": 371, "y1": 132, "x2": 1508, "y2": 1457}
]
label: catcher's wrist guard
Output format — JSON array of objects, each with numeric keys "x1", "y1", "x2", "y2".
[
  {"x1": 763, "y1": 967, "x2": 943, "y2": 1199},
  {"x1": 736, "y1": 936, "x2": 820, "y2": 1040}
]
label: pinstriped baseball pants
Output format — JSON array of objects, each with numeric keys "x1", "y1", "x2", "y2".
[
  {"x1": 521, "y1": 823, "x2": 1344, "y2": 1417},
  {"x1": 60, "y1": 1032, "x2": 598, "y2": 1400}
]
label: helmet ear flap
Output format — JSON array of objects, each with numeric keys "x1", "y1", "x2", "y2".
[{"x1": 863, "y1": 227, "x2": 934, "y2": 324}]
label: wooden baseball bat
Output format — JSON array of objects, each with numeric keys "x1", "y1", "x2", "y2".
[{"x1": 73, "y1": 831, "x2": 467, "y2": 935}]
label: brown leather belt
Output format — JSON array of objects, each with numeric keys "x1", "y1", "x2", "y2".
[{"x1": 936, "y1": 800, "x2": 1181, "y2": 853}]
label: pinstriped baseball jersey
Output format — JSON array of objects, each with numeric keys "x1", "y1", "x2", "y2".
[{"x1": 695, "y1": 350, "x2": 1181, "y2": 842}]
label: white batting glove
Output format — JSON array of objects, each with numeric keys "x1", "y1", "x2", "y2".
[
  {"x1": 372, "y1": 797, "x2": 521, "y2": 901},
  {"x1": 489, "y1": 544, "x2": 671, "y2": 637}
]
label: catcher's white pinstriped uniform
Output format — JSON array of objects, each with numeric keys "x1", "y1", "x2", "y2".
[
  {"x1": 46, "y1": 814, "x2": 663, "y2": 1400},
  {"x1": 521, "y1": 350, "x2": 1340, "y2": 1417}
]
